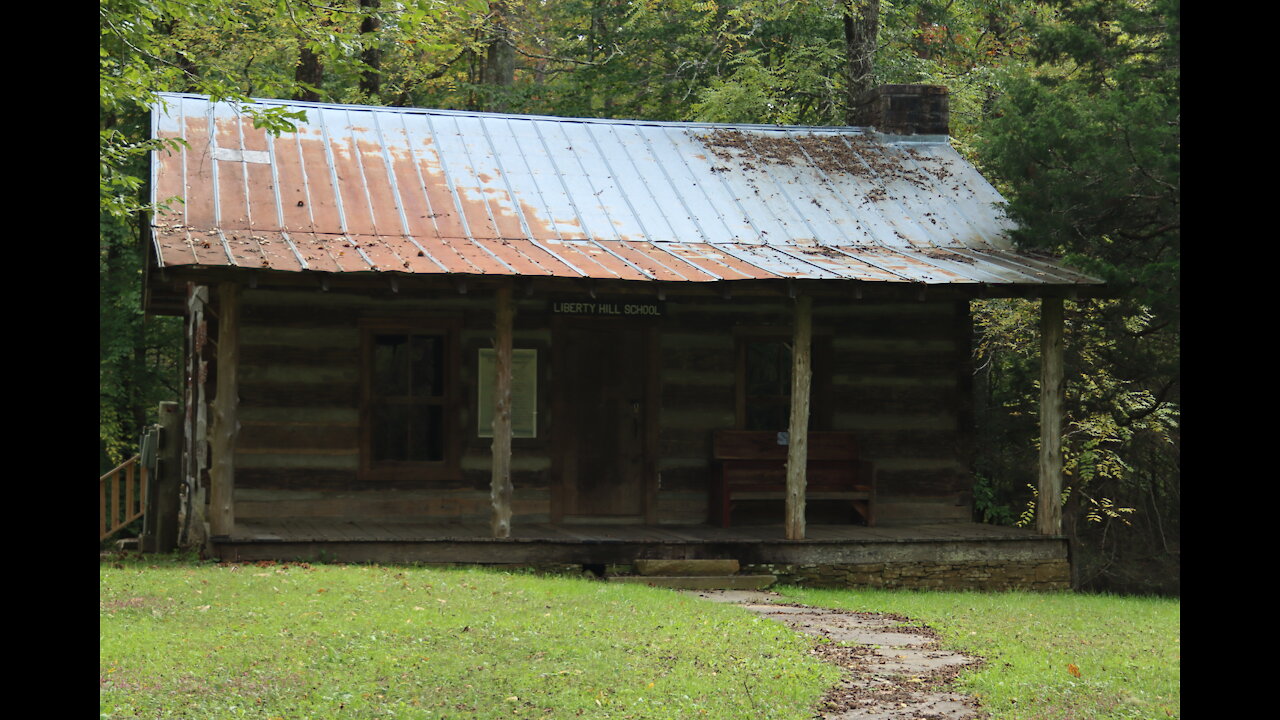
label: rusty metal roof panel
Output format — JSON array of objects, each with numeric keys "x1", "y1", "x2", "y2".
[{"x1": 150, "y1": 93, "x2": 1103, "y2": 288}]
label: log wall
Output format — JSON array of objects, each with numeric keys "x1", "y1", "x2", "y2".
[
  {"x1": 234, "y1": 287, "x2": 553, "y2": 523},
  {"x1": 657, "y1": 296, "x2": 973, "y2": 526},
  {"x1": 229, "y1": 286, "x2": 974, "y2": 526}
]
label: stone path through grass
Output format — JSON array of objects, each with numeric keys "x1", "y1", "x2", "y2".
[{"x1": 690, "y1": 590, "x2": 984, "y2": 719}]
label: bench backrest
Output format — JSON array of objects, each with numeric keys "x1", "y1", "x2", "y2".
[{"x1": 712, "y1": 430, "x2": 859, "y2": 462}]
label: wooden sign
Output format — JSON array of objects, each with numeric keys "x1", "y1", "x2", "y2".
[
  {"x1": 478, "y1": 349, "x2": 538, "y2": 438},
  {"x1": 550, "y1": 298, "x2": 663, "y2": 318}
]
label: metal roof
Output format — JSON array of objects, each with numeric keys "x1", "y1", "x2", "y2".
[{"x1": 149, "y1": 93, "x2": 1102, "y2": 288}]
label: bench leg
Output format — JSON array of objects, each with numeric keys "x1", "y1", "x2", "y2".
[
  {"x1": 717, "y1": 468, "x2": 732, "y2": 528},
  {"x1": 852, "y1": 500, "x2": 874, "y2": 527}
]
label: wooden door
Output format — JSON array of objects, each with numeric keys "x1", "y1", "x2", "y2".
[{"x1": 555, "y1": 322, "x2": 647, "y2": 520}]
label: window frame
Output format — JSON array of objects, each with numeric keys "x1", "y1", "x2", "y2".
[
  {"x1": 734, "y1": 328, "x2": 832, "y2": 431},
  {"x1": 358, "y1": 316, "x2": 462, "y2": 483}
]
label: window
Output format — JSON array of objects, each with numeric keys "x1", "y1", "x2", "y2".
[
  {"x1": 736, "y1": 333, "x2": 829, "y2": 431},
  {"x1": 741, "y1": 339, "x2": 792, "y2": 431},
  {"x1": 361, "y1": 319, "x2": 459, "y2": 479},
  {"x1": 371, "y1": 333, "x2": 445, "y2": 461}
]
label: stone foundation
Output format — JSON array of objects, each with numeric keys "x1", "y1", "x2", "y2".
[{"x1": 742, "y1": 558, "x2": 1071, "y2": 591}]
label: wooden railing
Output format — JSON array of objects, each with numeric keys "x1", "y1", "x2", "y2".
[{"x1": 100, "y1": 455, "x2": 147, "y2": 542}]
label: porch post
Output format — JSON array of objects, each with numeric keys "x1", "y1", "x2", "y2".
[
  {"x1": 490, "y1": 282, "x2": 515, "y2": 538},
  {"x1": 785, "y1": 295, "x2": 813, "y2": 540},
  {"x1": 155, "y1": 401, "x2": 183, "y2": 552},
  {"x1": 1038, "y1": 296, "x2": 1064, "y2": 536},
  {"x1": 209, "y1": 282, "x2": 240, "y2": 538}
]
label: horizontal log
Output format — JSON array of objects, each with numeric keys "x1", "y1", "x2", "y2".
[
  {"x1": 870, "y1": 501, "x2": 972, "y2": 525},
  {"x1": 661, "y1": 384, "x2": 735, "y2": 407},
  {"x1": 654, "y1": 466, "x2": 713, "y2": 492},
  {"x1": 238, "y1": 381, "x2": 359, "y2": 408},
  {"x1": 235, "y1": 452, "x2": 359, "y2": 470},
  {"x1": 236, "y1": 420, "x2": 358, "y2": 448},
  {"x1": 877, "y1": 468, "x2": 969, "y2": 495},
  {"x1": 237, "y1": 468, "x2": 356, "y2": 491},
  {"x1": 235, "y1": 488, "x2": 549, "y2": 520},
  {"x1": 240, "y1": 345, "x2": 360, "y2": 367},
  {"x1": 239, "y1": 365, "x2": 359, "y2": 384},
  {"x1": 659, "y1": 433, "x2": 714, "y2": 459},
  {"x1": 824, "y1": 384, "x2": 958, "y2": 415},
  {"x1": 657, "y1": 346, "x2": 736, "y2": 373},
  {"x1": 239, "y1": 326, "x2": 358, "y2": 347}
]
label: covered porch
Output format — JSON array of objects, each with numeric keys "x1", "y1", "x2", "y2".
[{"x1": 214, "y1": 518, "x2": 1069, "y2": 591}]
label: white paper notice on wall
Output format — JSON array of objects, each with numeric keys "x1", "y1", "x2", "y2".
[{"x1": 477, "y1": 348, "x2": 538, "y2": 439}]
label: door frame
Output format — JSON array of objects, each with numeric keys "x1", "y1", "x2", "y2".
[{"x1": 550, "y1": 316, "x2": 659, "y2": 524}]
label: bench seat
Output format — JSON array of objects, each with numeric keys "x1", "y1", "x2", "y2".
[{"x1": 711, "y1": 430, "x2": 875, "y2": 528}]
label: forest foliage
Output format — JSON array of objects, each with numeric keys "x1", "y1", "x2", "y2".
[{"x1": 100, "y1": 0, "x2": 1178, "y2": 594}]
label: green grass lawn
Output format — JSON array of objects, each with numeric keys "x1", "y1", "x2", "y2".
[
  {"x1": 778, "y1": 586, "x2": 1180, "y2": 720},
  {"x1": 101, "y1": 557, "x2": 1179, "y2": 720},
  {"x1": 100, "y1": 557, "x2": 837, "y2": 719}
]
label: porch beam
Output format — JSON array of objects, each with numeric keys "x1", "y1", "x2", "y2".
[
  {"x1": 785, "y1": 294, "x2": 813, "y2": 540},
  {"x1": 1038, "y1": 296, "x2": 1064, "y2": 536},
  {"x1": 209, "y1": 282, "x2": 240, "y2": 538},
  {"x1": 490, "y1": 282, "x2": 515, "y2": 538}
]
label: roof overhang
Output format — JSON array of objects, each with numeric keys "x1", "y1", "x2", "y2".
[{"x1": 146, "y1": 92, "x2": 1108, "y2": 310}]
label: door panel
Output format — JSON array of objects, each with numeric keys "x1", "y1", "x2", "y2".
[{"x1": 558, "y1": 323, "x2": 645, "y2": 518}]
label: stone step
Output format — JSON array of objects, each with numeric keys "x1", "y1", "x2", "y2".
[
  {"x1": 635, "y1": 558, "x2": 740, "y2": 577},
  {"x1": 607, "y1": 574, "x2": 776, "y2": 590}
]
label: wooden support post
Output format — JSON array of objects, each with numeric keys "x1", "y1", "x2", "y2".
[
  {"x1": 490, "y1": 283, "x2": 515, "y2": 538},
  {"x1": 1038, "y1": 296, "x2": 1064, "y2": 536},
  {"x1": 209, "y1": 282, "x2": 240, "y2": 538},
  {"x1": 125, "y1": 463, "x2": 135, "y2": 528},
  {"x1": 156, "y1": 401, "x2": 183, "y2": 552},
  {"x1": 100, "y1": 473, "x2": 107, "y2": 540},
  {"x1": 785, "y1": 295, "x2": 813, "y2": 540}
]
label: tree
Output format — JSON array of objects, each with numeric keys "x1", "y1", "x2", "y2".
[
  {"x1": 976, "y1": 0, "x2": 1179, "y2": 593},
  {"x1": 843, "y1": 0, "x2": 880, "y2": 125}
]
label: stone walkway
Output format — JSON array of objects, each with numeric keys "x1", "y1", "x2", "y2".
[{"x1": 689, "y1": 590, "x2": 985, "y2": 719}]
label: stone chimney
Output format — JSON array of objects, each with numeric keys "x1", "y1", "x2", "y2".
[{"x1": 868, "y1": 84, "x2": 949, "y2": 136}]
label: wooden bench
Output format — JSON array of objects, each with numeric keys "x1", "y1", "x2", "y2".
[{"x1": 711, "y1": 430, "x2": 875, "y2": 528}]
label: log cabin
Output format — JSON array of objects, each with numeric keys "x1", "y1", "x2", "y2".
[{"x1": 142, "y1": 87, "x2": 1105, "y2": 589}]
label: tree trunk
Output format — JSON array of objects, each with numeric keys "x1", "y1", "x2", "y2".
[
  {"x1": 490, "y1": 284, "x2": 514, "y2": 538},
  {"x1": 483, "y1": 0, "x2": 516, "y2": 112},
  {"x1": 295, "y1": 44, "x2": 323, "y2": 102},
  {"x1": 843, "y1": 0, "x2": 880, "y2": 126},
  {"x1": 359, "y1": 0, "x2": 382, "y2": 100},
  {"x1": 1038, "y1": 297, "x2": 1065, "y2": 536},
  {"x1": 785, "y1": 295, "x2": 813, "y2": 541}
]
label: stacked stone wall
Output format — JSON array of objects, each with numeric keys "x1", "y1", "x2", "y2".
[{"x1": 742, "y1": 559, "x2": 1071, "y2": 591}]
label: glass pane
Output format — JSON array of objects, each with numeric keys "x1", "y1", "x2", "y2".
[
  {"x1": 746, "y1": 341, "x2": 790, "y2": 396},
  {"x1": 373, "y1": 334, "x2": 410, "y2": 396},
  {"x1": 408, "y1": 405, "x2": 444, "y2": 461},
  {"x1": 372, "y1": 404, "x2": 444, "y2": 462},
  {"x1": 372, "y1": 403, "x2": 408, "y2": 462},
  {"x1": 746, "y1": 400, "x2": 791, "y2": 432},
  {"x1": 409, "y1": 335, "x2": 444, "y2": 398}
]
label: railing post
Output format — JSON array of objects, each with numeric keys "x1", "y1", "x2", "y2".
[
  {"x1": 125, "y1": 461, "x2": 135, "y2": 533},
  {"x1": 112, "y1": 472, "x2": 121, "y2": 532},
  {"x1": 141, "y1": 402, "x2": 182, "y2": 553},
  {"x1": 156, "y1": 402, "x2": 182, "y2": 552},
  {"x1": 100, "y1": 476, "x2": 107, "y2": 541}
]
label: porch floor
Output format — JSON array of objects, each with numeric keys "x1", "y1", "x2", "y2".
[
  {"x1": 215, "y1": 519, "x2": 1064, "y2": 569},
  {"x1": 230, "y1": 518, "x2": 1043, "y2": 544}
]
